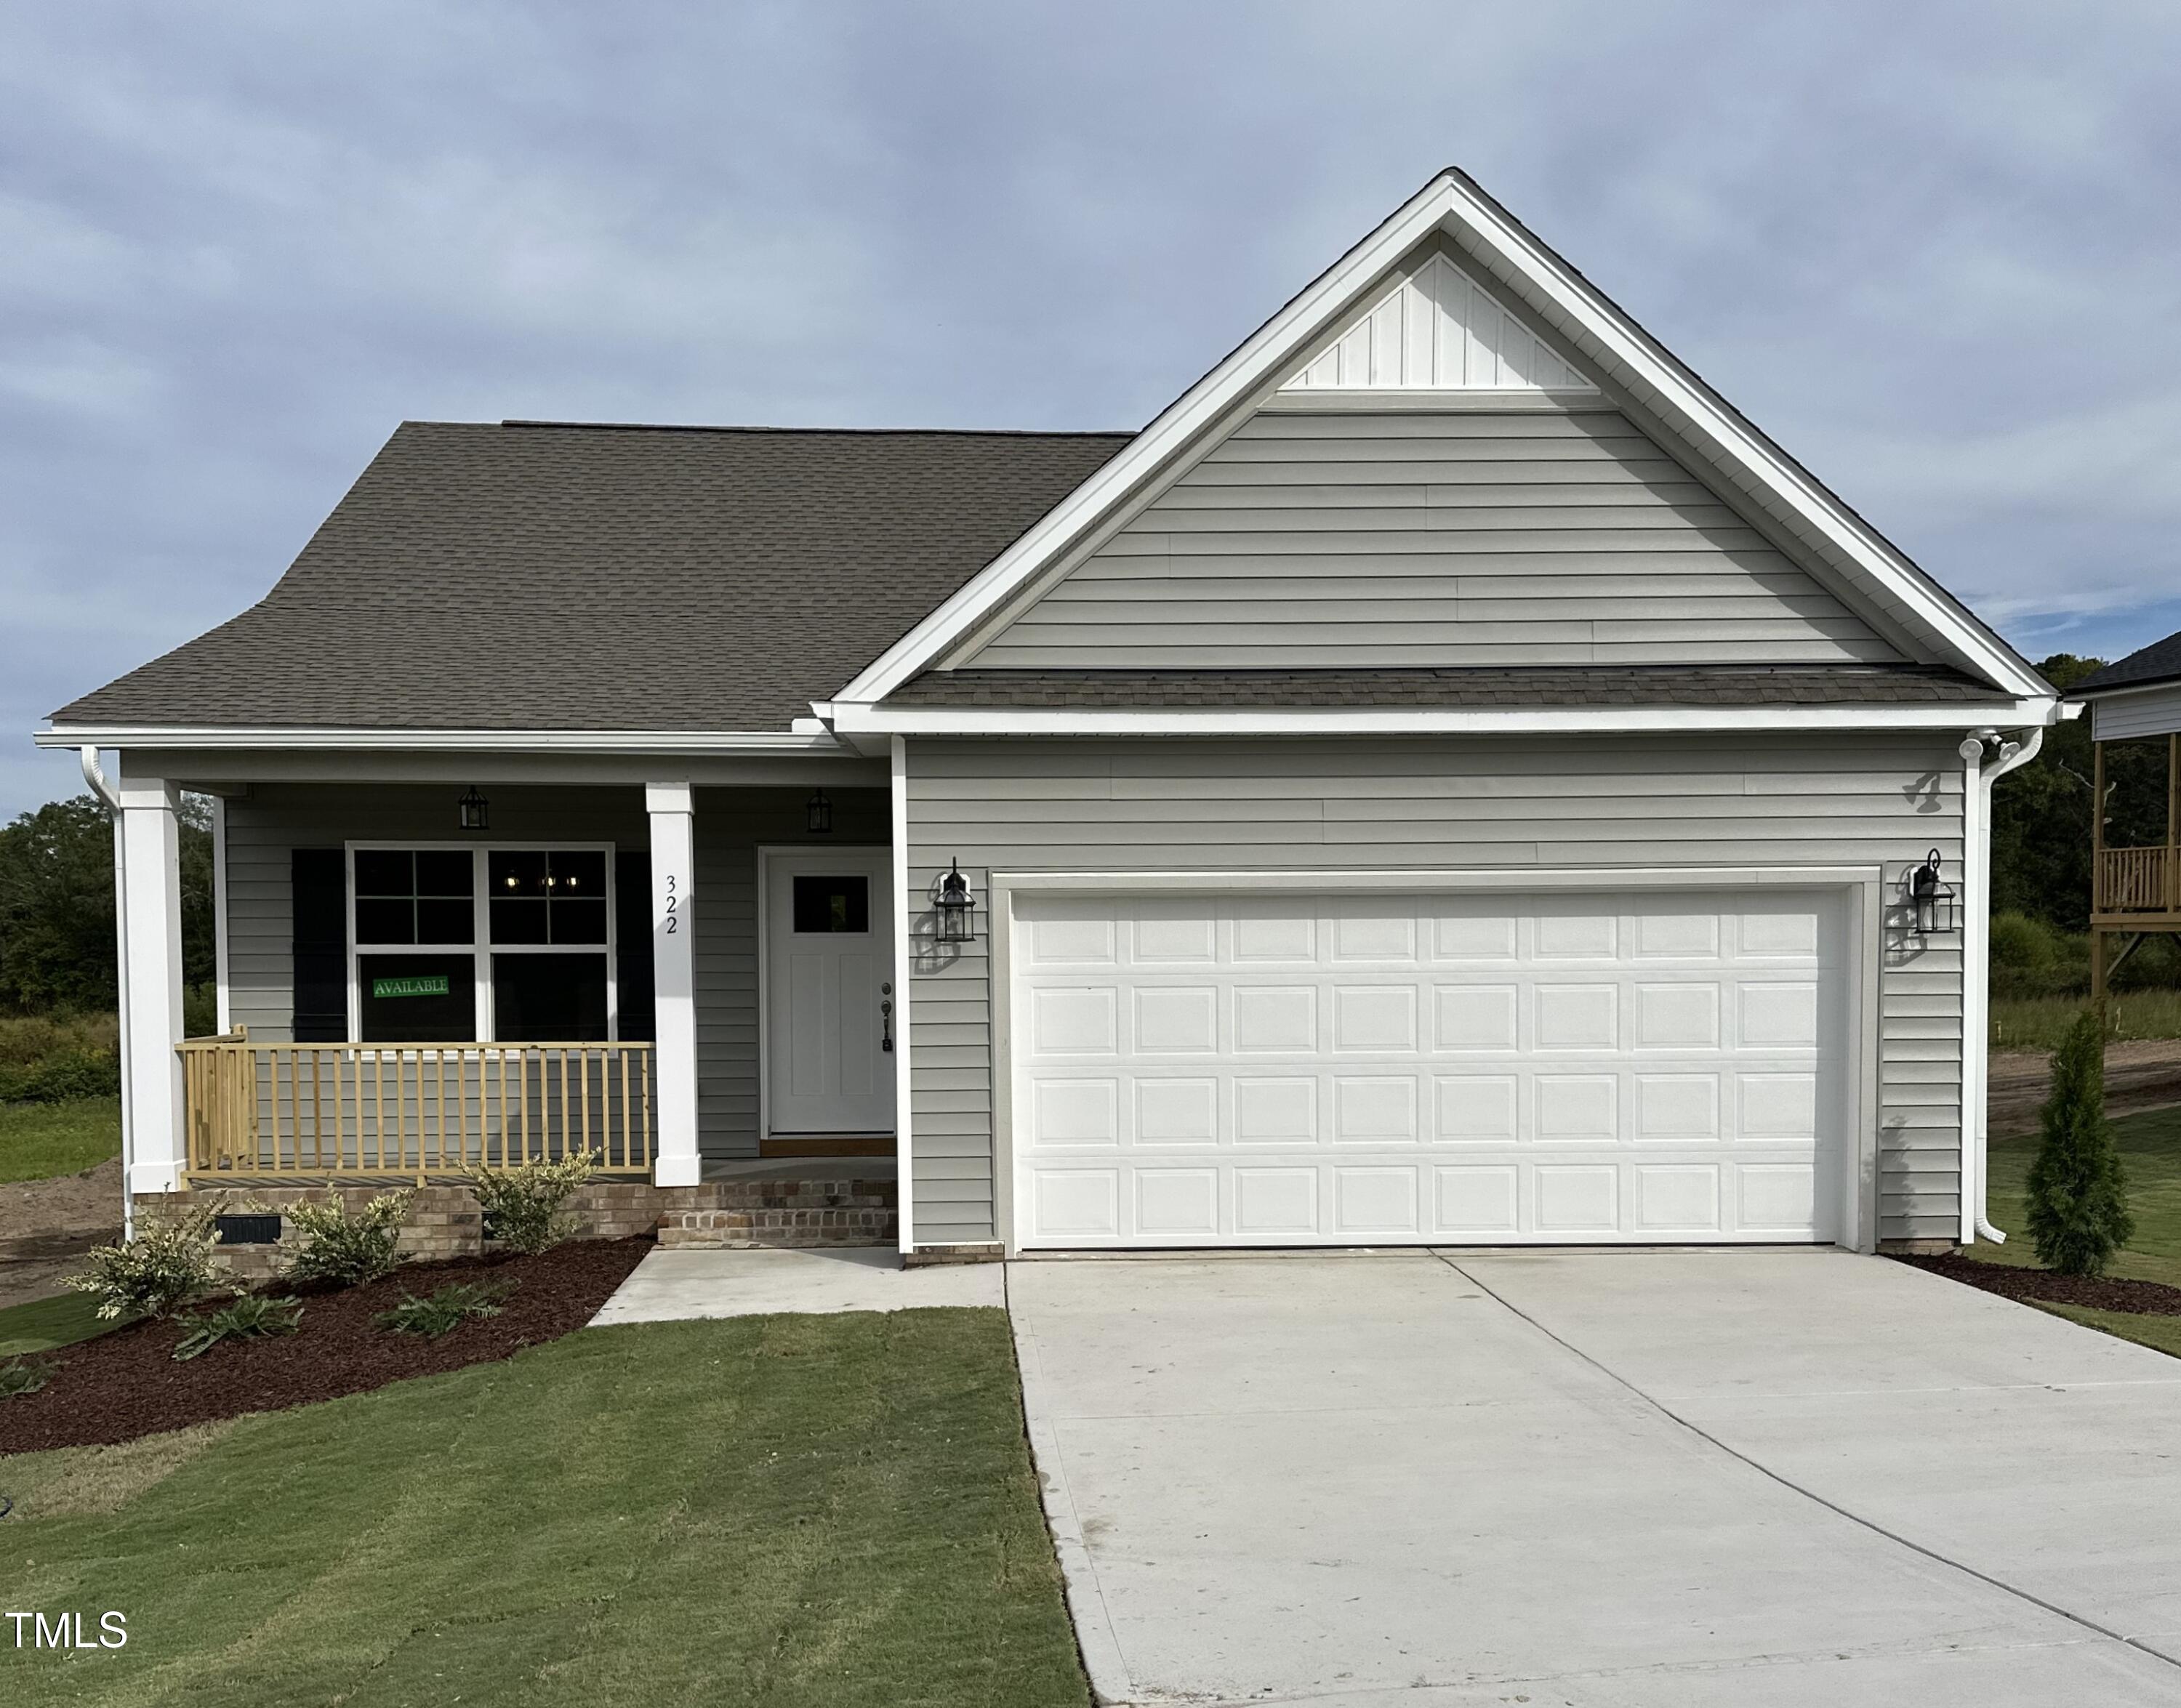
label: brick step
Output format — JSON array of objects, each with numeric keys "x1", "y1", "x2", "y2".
[{"x1": 656, "y1": 1204, "x2": 896, "y2": 1249}]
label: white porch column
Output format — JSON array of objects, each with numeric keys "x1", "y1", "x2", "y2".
[
  {"x1": 646, "y1": 783, "x2": 701, "y2": 1187},
  {"x1": 118, "y1": 776, "x2": 187, "y2": 1193}
]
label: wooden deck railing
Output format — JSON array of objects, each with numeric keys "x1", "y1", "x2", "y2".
[
  {"x1": 2096, "y1": 845, "x2": 2176, "y2": 915},
  {"x1": 177, "y1": 1034, "x2": 654, "y2": 1181}
]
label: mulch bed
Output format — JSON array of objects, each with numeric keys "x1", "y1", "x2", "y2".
[
  {"x1": 0, "y1": 1236, "x2": 652, "y2": 1453},
  {"x1": 1895, "y1": 1250, "x2": 2181, "y2": 1318}
]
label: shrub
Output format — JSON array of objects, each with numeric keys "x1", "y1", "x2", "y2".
[
  {"x1": 0, "y1": 1047, "x2": 121, "y2": 1103},
  {"x1": 281, "y1": 1191, "x2": 414, "y2": 1288},
  {"x1": 465, "y1": 1150, "x2": 596, "y2": 1256},
  {"x1": 173, "y1": 1294, "x2": 303, "y2": 1362},
  {"x1": 376, "y1": 1281, "x2": 513, "y2": 1338},
  {"x1": 0, "y1": 1357, "x2": 53, "y2": 1398},
  {"x1": 66, "y1": 1198, "x2": 222, "y2": 1321},
  {"x1": 2026, "y1": 1010, "x2": 2135, "y2": 1277}
]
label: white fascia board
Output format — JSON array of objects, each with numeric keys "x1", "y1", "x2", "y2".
[
  {"x1": 832, "y1": 170, "x2": 2045, "y2": 709},
  {"x1": 832, "y1": 698, "x2": 2059, "y2": 738},
  {"x1": 831, "y1": 177, "x2": 1463, "y2": 705},
  {"x1": 34, "y1": 725, "x2": 845, "y2": 755}
]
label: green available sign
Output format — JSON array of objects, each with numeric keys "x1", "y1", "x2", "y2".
[{"x1": 372, "y1": 974, "x2": 450, "y2": 1000}]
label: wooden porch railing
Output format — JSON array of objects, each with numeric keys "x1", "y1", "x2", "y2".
[
  {"x1": 177, "y1": 1033, "x2": 655, "y2": 1181},
  {"x1": 2096, "y1": 845, "x2": 2176, "y2": 915}
]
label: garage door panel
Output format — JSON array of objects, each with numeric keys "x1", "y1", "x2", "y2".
[{"x1": 1013, "y1": 888, "x2": 1847, "y2": 1247}]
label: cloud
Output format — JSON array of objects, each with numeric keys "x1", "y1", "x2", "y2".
[{"x1": 4, "y1": 1, "x2": 2181, "y2": 810}]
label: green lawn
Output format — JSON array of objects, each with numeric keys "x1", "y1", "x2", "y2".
[
  {"x1": 1974, "y1": 1102, "x2": 2181, "y2": 1291},
  {"x1": 0, "y1": 1290, "x2": 109, "y2": 1358},
  {"x1": 0, "y1": 1097, "x2": 121, "y2": 1184},
  {"x1": 0, "y1": 1308, "x2": 1087, "y2": 1708}
]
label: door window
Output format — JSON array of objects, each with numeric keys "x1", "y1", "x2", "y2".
[{"x1": 792, "y1": 875, "x2": 870, "y2": 934}]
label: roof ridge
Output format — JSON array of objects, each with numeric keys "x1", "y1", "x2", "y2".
[{"x1": 491, "y1": 420, "x2": 1137, "y2": 438}]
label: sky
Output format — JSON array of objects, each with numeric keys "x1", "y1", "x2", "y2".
[{"x1": 4, "y1": 1, "x2": 2179, "y2": 815}]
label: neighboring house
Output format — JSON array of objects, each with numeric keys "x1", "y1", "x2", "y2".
[
  {"x1": 39, "y1": 169, "x2": 2060, "y2": 1258},
  {"x1": 2069, "y1": 637, "x2": 2181, "y2": 998}
]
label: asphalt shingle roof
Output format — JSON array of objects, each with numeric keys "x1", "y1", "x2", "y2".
[
  {"x1": 54, "y1": 422, "x2": 1132, "y2": 730},
  {"x1": 887, "y1": 665, "x2": 2015, "y2": 709},
  {"x1": 2071, "y1": 632, "x2": 2181, "y2": 698}
]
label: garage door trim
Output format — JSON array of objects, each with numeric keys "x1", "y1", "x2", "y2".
[{"x1": 989, "y1": 866, "x2": 1882, "y2": 1254}]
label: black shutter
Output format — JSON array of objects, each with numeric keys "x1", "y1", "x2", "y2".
[
  {"x1": 291, "y1": 848, "x2": 348, "y2": 1042},
  {"x1": 615, "y1": 850, "x2": 655, "y2": 1042}
]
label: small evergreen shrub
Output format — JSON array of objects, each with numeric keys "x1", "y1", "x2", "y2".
[
  {"x1": 375, "y1": 1281, "x2": 513, "y2": 1338},
  {"x1": 172, "y1": 1294, "x2": 303, "y2": 1362},
  {"x1": 0, "y1": 1357, "x2": 54, "y2": 1398},
  {"x1": 281, "y1": 1191, "x2": 414, "y2": 1287},
  {"x1": 66, "y1": 1198, "x2": 222, "y2": 1321},
  {"x1": 465, "y1": 1150, "x2": 596, "y2": 1256},
  {"x1": 2026, "y1": 1010, "x2": 2135, "y2": 1277}
]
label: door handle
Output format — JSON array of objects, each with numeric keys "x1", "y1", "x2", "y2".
[{"x1": 880, "y1": 994, "x2": 894, "y2": 1054}]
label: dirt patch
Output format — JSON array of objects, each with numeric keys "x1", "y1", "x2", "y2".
[
  {"x1": 0, "y1": 1235, "x2": 651, "y2": 1453},
  {"x1": 1988, "y1": 1039, "x2": 2181, "y2": 1136},
  {"x1": 1895, "y1": 1250, "x2": 2181, "y2": 1317},
  {"x1": 0, "y1": 1156, "x2": 123, "y2": 1254}
]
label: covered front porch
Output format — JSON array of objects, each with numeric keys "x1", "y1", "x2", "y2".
[{"x1": 76, "y1": 746, "x2": 904, "y2": 1224}]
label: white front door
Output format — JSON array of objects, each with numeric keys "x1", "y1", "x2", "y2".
[
  {"x1": 1011, "y1": 888, "x2": 1852, "y2": 1248},
  {"x1": 765, "y1": 850, "x2": 896, "y2": 1135}
]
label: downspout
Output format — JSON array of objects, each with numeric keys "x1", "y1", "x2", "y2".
[
  {"x1": 81, "y1": 746, "x2": 133, "y2": 1241},
  {"x1": 1960, "y1": 725, "x2": 2044, "y2": 1246}
]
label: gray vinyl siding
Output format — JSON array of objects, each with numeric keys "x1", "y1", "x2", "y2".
[
  {"x1": 222, "y1": 781, "x2": 885, "y2": 1159},
  {"x1": 904, "y1": 735, "x2": 1964, "y2": 1246},
  {"x1": 971, "y1": 410, "x2": 1905, "y2": 670},
  {"x1": 2091, "y1": 685, "x2": 2181, "y2": 743}
]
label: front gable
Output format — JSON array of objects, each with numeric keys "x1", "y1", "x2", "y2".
[
  {"x1": 835, "y1": 169, "x2": 2050, "y2": 716},
  {"x1": 952, "y1": 240, "x2": 1900, "y2": 672}
]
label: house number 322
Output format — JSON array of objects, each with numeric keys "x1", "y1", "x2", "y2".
[{"x1": 662, "y1": 874, "x2": 678, "y2": 934}]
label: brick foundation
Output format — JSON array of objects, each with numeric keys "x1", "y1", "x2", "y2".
[
  {"x1": 1877, "y1": 1238, "x2": 1959, "y2": 1257},
  {"x1": 145, "y1": 1172, "x2": 897, "y2": 1281},
  {"x1": 903, "y1": 1242, "x2": 1005, "y2": 1267}
]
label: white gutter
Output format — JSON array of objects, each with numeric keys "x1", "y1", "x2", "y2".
[
  {"x1": 830, "y1": 700, "x2": 2060, "y2": 738},
  {"x1": 80, "y1": 746, "x2": 132, "y2": 1241},
  {"x1": 1960, "y1": 725, "x2": 2044, "y2": 1246},
  {"x1": 33, "y1": 726, "x2": 844, "y2": 754}
]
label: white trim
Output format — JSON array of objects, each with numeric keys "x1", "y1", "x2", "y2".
[
  {"x1": 344, "y1": 841, "x2": 618, "y2": 1045},
  {"x1": 987, "y1": 863, "x2": 1881, "y2": 1255},
  {"x1": 832, "y1": 171, "x2": 2047, "y2": 709},
  {"x1": 891, "y1": 737, "x2": 915, "y2": 1254},
  {"x1": 35, "y1": 726, "x2": 842, "y2": 754},
  {"x1": 832, "y1": 701, "x2": 2059, "y2": 738},
  {"x1": 755, "y1": 843, "x2": 893, "y2": 1143},
  {"x1": 211, "y1": 794, "x2": 230, "y2": 1034}
]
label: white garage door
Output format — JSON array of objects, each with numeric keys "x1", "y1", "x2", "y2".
[{"x1": 1009, "y1": 890, "x2": 1849, "y2": 1248}]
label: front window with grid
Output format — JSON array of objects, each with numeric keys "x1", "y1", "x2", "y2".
[{"x1": 350, "y1": 845, "x2": 616, "y2": 1044}]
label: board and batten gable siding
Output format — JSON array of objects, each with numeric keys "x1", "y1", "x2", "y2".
[
  {"x1": 902, "y1": 736, "x2": 1965, "y2": 1247},
  {"x1": 222, "y1": 782, "x2": 885, "y2": 1159},
  {"x1": 964, "y1": 410, "x2": 1908, "y2": 671}
]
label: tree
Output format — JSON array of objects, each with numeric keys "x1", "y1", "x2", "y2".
[
  {"x1": 1990, "y1": 654, "x2": 2107, "y2": 931},
  {"x1": 2025, "y1": 1009, "x2": 2134, "y2": 1276},
  {"x1": 0, "y1": 792, "x2": 213, "y2": 1013}
]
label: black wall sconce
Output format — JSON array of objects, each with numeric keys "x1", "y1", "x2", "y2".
[
  {"x1": 458, "y1": 786, "x2": 489, "y2": 831},
  {"x1": 935, "y1": 858, "x2": 976, "y2": 943},
  {"x1": 806, "y1": 789, "x2": 832, "y2": 834},
  {"x1": 1903, "y1": 848, "x2": 1956, "y2": 940}
]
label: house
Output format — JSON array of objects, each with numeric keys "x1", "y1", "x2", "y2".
[
  {"x1": 2068, "y1": 638, "x2": 2181, "y2": 999},
  {"x1": 38, "y1": 169, "x2": 2061, "y2": 1259}
]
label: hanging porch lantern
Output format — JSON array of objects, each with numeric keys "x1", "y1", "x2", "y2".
[
  {"x1": 806, "y1": 789, "x2": 833, "y2": 834},
  {"x1": 1903, "y1": 848, "x2": 1956, "y2": 940},
  {"x1": 935, "y1": 858, "x2": 976, "y2": 943},
  {"x1": 458, "y1": 785, "x2": 489, "y2": 831}
]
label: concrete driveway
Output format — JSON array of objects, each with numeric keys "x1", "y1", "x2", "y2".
[{"x1": 1007, "y1": 1249, "x2": 2181, "y2": 1707}]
